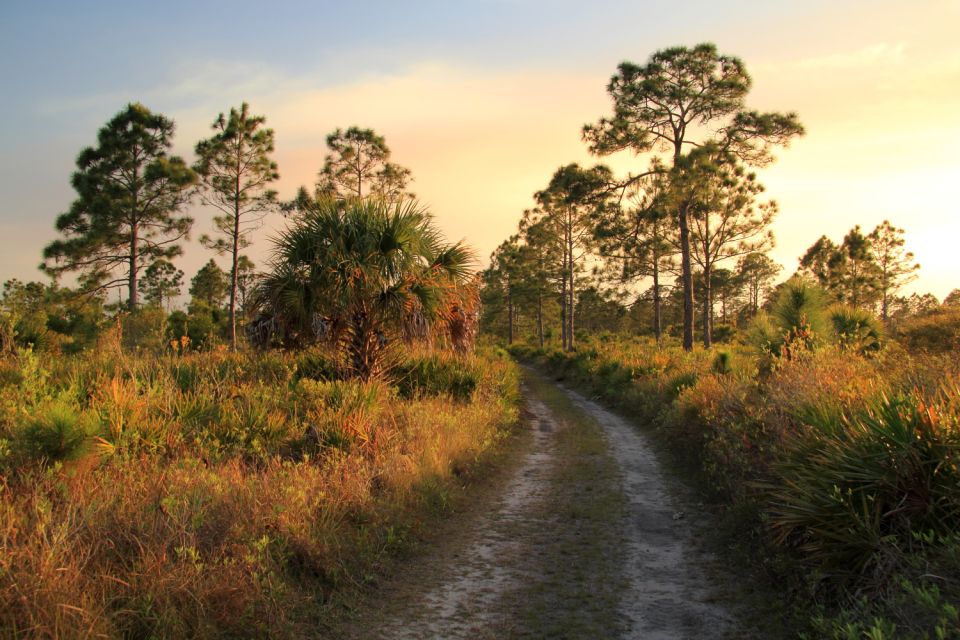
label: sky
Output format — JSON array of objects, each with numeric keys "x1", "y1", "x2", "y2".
[{"x1": 1, "y1": 0, "x2": 958, "y2": 302}]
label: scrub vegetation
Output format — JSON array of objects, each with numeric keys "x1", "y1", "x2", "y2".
[
  {"x1": 3, "y1": 36, "x2": 958, "y2": 640},
  {"x1": 483, "y1": 41, "x2": 959, "y2": 640},
  {"x1": 0, "y1": 342, "x2": 519, "y2": 638}
]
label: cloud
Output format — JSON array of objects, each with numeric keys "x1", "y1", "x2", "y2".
[{"x1": 795, "y1": 42, "x2": 907, "y2": 70}]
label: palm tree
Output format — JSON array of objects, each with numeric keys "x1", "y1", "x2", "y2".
[{"x1": 254, "y1": 197, "x2": 474, "y2": 379}]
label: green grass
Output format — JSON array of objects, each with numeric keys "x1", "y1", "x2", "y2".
[{"x1": 506, "y1": 370, "x2": 627, "y2": 639}]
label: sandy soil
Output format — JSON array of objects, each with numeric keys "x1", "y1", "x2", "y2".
[
  {"x1": 561, "y1": 383, "x2": 737, "y2": 639},
  {"x1": 367, "y1": 392, "x2": 558, "y2": 640},
  {"x1": 337, "y1": 370, "x2": 741, "y2": 639}
]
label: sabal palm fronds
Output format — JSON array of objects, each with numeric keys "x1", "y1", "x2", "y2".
[{"x1": 252, "y1": 197, "x2": 475, "y2": 379}]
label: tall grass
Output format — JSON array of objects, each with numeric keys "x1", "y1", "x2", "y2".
[{"x1": 0, "y1": 346, "x2": 519, "y2": 638}]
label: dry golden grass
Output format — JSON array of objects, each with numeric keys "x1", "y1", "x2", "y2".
[{"x1": 0, "y1": 347, "x2": 519, "y2": 638}]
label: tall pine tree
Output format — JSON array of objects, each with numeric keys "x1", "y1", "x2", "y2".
[
  {"x1": 316, "y1": 127, "x2": 413, "y2": 201},
  {"x1": 584, "y1": 43, "x2": 802, "y2": 350},
  {"x1": 868, "y1": 220, "x2": 919, "y2": 320},
  {"x1": 530, "y1": 163, "x2": 613, "y2": 351},
  {"x1": 43, "y1": 103, "x2": 195, "y2": 309},
  {"x1": 194, "y1": 102, "x2": 279, "y2": 349}
]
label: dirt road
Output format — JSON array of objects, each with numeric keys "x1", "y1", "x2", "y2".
[{"x1": 342, "y1": 369, "x2": 742, "y2": 639}]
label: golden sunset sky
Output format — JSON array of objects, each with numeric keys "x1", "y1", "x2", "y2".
[{"x1": 1, "y1": 0, "x2": 957, "y2": 299}]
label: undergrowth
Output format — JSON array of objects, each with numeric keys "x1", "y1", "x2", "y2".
[
  {"x1": 511, "y1": 336, "x2": 960, "y2": 639},
  {"x1": 0, "y1": 345, "x2": 520, "y2": 638}
]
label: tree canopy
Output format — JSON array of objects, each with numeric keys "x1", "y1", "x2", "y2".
[
  {"x1": 584, "y1": 42, "x2": 803, "y2": 350},
  {"x1": 42, "y1": 103, "x2": 196, "y2": 310},
  {"x1": 315, "y1": 127, "x2": 413, "y2": 202}
]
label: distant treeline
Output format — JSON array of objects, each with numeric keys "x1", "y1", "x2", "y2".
[
  {"x1": 3, "y1": 106, "x2": 425, "y2": 354},
  {"x1": 480, "y1": 43, "x2": 954, "y2": 349}
]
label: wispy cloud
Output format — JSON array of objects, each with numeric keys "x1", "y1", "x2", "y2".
[{"x1": 796, "y1": 42, "x2": 906, "y2": 70}]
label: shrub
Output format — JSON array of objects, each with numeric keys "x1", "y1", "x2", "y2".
[
  {"x1": 895, "y1": 306, "x2": 960, "y2": 353},
  {"x1": 121, "y1": 308, "x2": 167, "y2": 352},
  {"x1": 300, "y1": 378, "x2": 387, "y2": 453},
  {"x1": 765, "y1": 387, "x2": 960, "y2": 582},
  {"x1": 712, "y1": 349, "x2": 734, "y2": 375},
  {"x1": 20, "y1": 400, "x2": 98, "y2": 461},
  {"x1": 750, "y1": 278, "x2": 830, "y2": 357},
  {"x1": 711, "y1": 324, "x2": 737, "y2": 343},
  {"x1": 765, "y1": 346, "x2": 888, "y2": 433},
  {"x1": 829, "y1": 305, "x2": 883, "y2": 354},
  {"x1": 394, "y1": 354, "x2": 479, "y2": 402},
  {"x1": 294, "y1": 349, "x2": 339, "y2": 381},
  {"x1": 663, "y1": 370, "x2": 698, "y2": 402},
  {"x1": 772, "y1": 278, "x2": 830, "y2": 342}
]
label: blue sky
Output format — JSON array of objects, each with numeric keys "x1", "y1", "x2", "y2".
[{"x1": 1, "y1": 0, "x2": 957, "y2": 300}]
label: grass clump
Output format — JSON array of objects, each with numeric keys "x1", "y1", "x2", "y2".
[{"x1": 394, "y1": 351, "x2": 481, "y2": 402}]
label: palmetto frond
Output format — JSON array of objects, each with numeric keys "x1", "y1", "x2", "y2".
[{"x1": 252, "y1": 197, "x2": 475, "y2": 378}]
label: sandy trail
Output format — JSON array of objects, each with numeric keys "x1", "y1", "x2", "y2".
[
  {"x1": 367, "y1": 392, "x2": 559, "y2": 640},
  {"x1": 560, "y1": 383, "x2": 737, "y2": 639},
  {"x1": 349, "y1": 371, "x2": 739, "y2": 639}
]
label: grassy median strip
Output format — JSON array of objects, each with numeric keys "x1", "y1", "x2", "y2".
[{"x1": 502, "y1": 369, "x2": 628, "y2": 639}]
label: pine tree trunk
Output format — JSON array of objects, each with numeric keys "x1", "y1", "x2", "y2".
[
  {"x1": 507, "y1": 280, "x2": 514, "y2": 345},
  {"x1": 678, "y1": 202, "x2": 694, "y2": 351},
  {"x1": 129, "y1": 221, "x2": 139, "y2": 311},
  {"x1": 560, "y1": 248, "x2": 568, "y2": 350},
  {"x1": 560, "y1": 287, "x2": 567, "y2": 349},
  {"x1": 568, "y1": 227, "x2": 575, "y2": 351},
  {"x1": 703, "y1": 260, "x2": 713, "y2": 348},
  {"x1": 537, "y1": 289, "x2": 544, "y2": 347},
  {"x1": 229, "y1": 182, "x2": 240, "y2": 351},
  {"x1": 128, "y1": 167, "x2": 140, "y2": 312},
  {"x1": 652, "y1": 257, "x2": 662, "y2": 346}
]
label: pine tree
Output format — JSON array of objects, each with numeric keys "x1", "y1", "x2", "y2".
[
  {"x1": 142, "y1": 259, "x2": 183, "y2": 310},
  {"x1": 710, "y1": 267, "x2": 740, "y2": 327},
  {"x1": 800, "y1": 226, "x2": 884, "y2": 310},
  {"x1": 315, "y1": 127, "x2": 413, "y2": 201},
  {"x1": 737, "y1": 253, "x2": 781, "y2": 315},
  {"x1": 194, "y1": 102, "x2": 279, "y2": 349},
  {"x1": 679, "y1": 151, "x2": 777, "y2": 346},
  {"x1": 486, "y1": 236, "x2": 525, "y2": 344},
  {"x1": 189, "y1": 260, "x2": 228, "y2": 309},
  {"x1": 837, "y1": 226, "x2": 882, "y2": 309},
  {"x1": 584, "y1": 43, "x2": 803, "y2": 350},
  {"x1": 530, "y1": 163, "x2": 613, "y2": 351},
  {"x1": 798, "y1": 236, "x2": 840, "y2": 289},
  {"x1": 42, "y1": 103, "x2": 196, "y2": 309},
  {"x1": 235, "y1": 255, "x2": 257, "y2": 311},
  {"x1": 868, "y1": 220, "x2": 919, "y2": 320},
  {"x1": 520, "y1": 218, "x2": 560, "y2": 347},
  {"x1": 592, "y1": 168, "x2": 677, "y2": 344}
]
